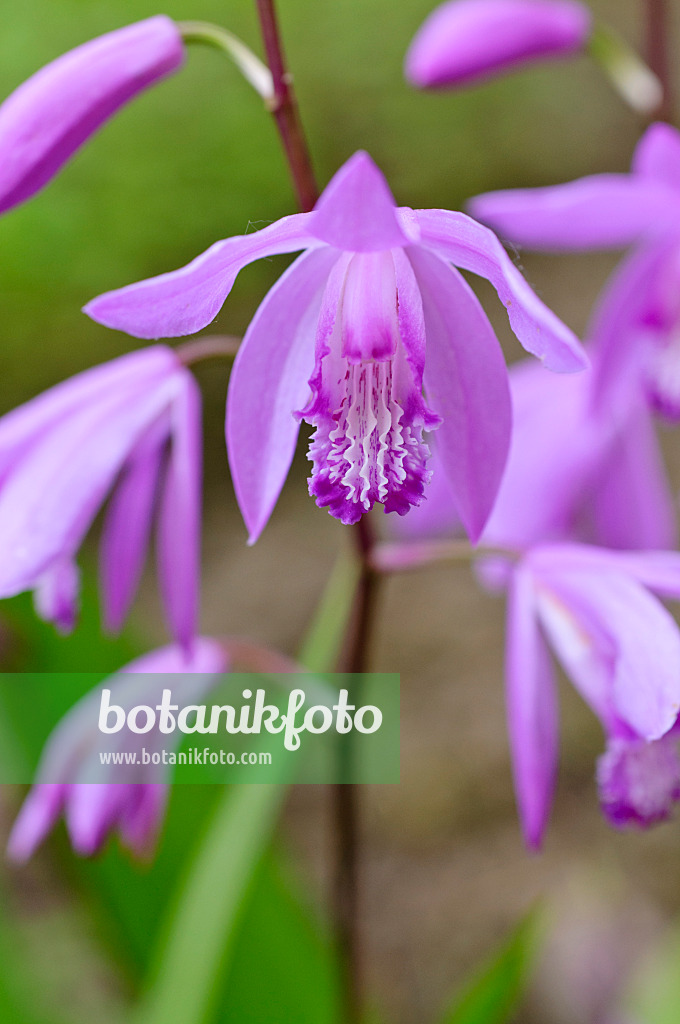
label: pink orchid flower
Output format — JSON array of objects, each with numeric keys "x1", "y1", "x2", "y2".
[
  {"x1": 0, "y1": 346, "x2": 201, "y2": 648},
  {"x1": 86, "y1": 151, "x2": 586, "y2": 542},
  {"x1": 7, "y1": 639, "x2": 227, "y2": 860}
]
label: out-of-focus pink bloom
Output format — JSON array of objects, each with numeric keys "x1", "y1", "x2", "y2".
[
  {"x1": 0, "y1": 346, "x2": 202, "y2": 648},
  {"x1": 85, "y1": 151, "x2": 585, "y2": 542},
  {"x1": 506, "y1": 544, "x2": 680, "y2": 848},
  {"x1": 394, "y1": 351, "x2": 675, "y2": 553},
  {"x1": 405, "y1": 0, "x2": 591, "y2": 89},
  {"x1": 470, "y1": 123, "x2": 680, "y2": 420},
  {"x1": 482, "y1": 356, "x2": 675, "y2": 552},
  {"x1": 7, "y1": 639, "x2": 227, "y2": 860},
  {"x1": 0, "y1": 16, "x2": 184, "y2": 215}
]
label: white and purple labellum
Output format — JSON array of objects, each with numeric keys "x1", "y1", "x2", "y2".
[{"x1": 301, "y1": 250, "x2": 436, "y2": 525}]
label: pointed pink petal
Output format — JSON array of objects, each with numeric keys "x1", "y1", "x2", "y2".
[
  {"x1": 118, "y1": 784, "x2": 169, "y2": 857},
  {"x1": 483, "y1": 359, "x2": 601, "y2": 547},
  {"x1": 7, "y1": 784, "x2": 67, "y2": 862},
  {"x1": 406, "y1": 0, "x2": 590, "y2": 89},
  {"x1": 157, "y1": 375, "x2": 202, "y2": 651},
  {"x1": 409, "y1": 248, "x2": 511, "y2": 541},
  {"x1": 468, "y1": 176, "x2": 680, "y2": 250},
  {"x1": 66, "y1": 783, "x2": 127, "y2": 855},
  {"x1": 227, "y1": 247, "x2": 339, "y2": 542},
  {"x1": 506, "y1": 565, "x2": 558, "y2": 850},
  {"x1": 0, "y1": 17, "x2": 184, "y2": 215},
  {"x1": 632, "y1": 122, "x2": 680, "y2": 191},
  {"x1": 534, "y1": 554, "x2": 680, "y2": 740},
  {"x1": 591, "y1": 405, "x2": 676, "y2": 551},
  {"x1": 0, "y1": 346, "x2": 176, "y2": 485},
  {"x1": 84, "y1": 213, "x2": 320, "y2": 338},
  {"x1": 558, "y1": 549, "x2": 680, "y2": 605},
  {"x1": 415, "y1": 208, "x2": 587, "y2": 371},
  {"x1": 0, "y1": 367, "x2": 180, "y2": 595},
  {"x1": 100, "y1": 412, "x2": 170, "y2": 634},
  {"x1": 34, "y1": 558, "x2": 80, "y2": 633},
  {"x1": 589, "y1": 240, "x2": 680, "y2": 414},
  {"x1": 310, "y1": 151, "x2": 413, "y2": 252}
]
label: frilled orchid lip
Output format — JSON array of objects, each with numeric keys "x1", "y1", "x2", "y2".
[
  {"x1": 300, "y1": 248, "x2": 440, "y2": 525},
  {"x1": 597, "y1": 734, "x2": 680, "y2": 829},
  {"x1": 84, "y1": 150, "x2": 586, "y2": 544},
  {"x1": 505, "y1": 544, "x2": 680, "y2": 849}
]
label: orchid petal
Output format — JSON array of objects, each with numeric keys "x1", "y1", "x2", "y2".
[
  {"x1": 118, "y1": 784, "x2": 169, "y2": 856},
  {"x1": 506, "y1": 565, "x2": 558, "y2": 850},
  {"x1": 0, "y1": 346, "x2": 176, "y2": 486},
  {"x1": 84, "y1": 213, "x2": 320, "y2": 338},
  {"x1": 415, "y1": 208, "x2": 587, "y2": 371},
  {"x1": 227, "y1": 247, "x2": 339, "y2": 542},
  {"x1": 468, "y1": 177, "x2": 680, "y2": 250},
  {"x1": 591, "y1": 405, "x2": 676, "y2": 551},
  {"x1": 536, "y1": 559, "x2": 680, "y2": 740},
  {"x1": 100, "y1": 413, "x2": 169, "y2": 634},
  {"x1": 406, "y1": 0, "x2": 590, "y2": 89},
  {"x1": 483, "y1": 359, "x2": 600, "y2": 547},
  {"x1": 0, "y1": 17, "x2": 184, "y2": 215},
  {"x1": 34, "y1": 558, "x2": 80, "y2": 634},
  {"x1": 6, "y1": 784, "x2": 67, "y2": 862},
  {"x1": 632, "y1": 122, "x2": 680, "y2": 192},
  {"x1": 589, "y1": 240, "x2": 680, "y2": 414},
  {"x1": 0, "y1": 371, "x2": 179, "y2": 595},
  {"x1": 410, "y1": 247, "x2": 511, "y2": 541},
  {"x1": 157, "y1": 374, "x2": 202, "y2": 650},
  {"x1": 311, "y1": 151, "x2": 412, "y2": 252}
]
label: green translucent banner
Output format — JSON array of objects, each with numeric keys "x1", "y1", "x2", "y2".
[{"x1": 0, "y1": 673, "x2": 400, "y2": 784}]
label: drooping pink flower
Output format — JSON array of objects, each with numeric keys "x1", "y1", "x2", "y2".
[
  {"x1": 85, "y1": 151, "x2": 586, "y2": 542},
  {"x1": 7, "y1": 639, "x2": 227, "y2": 860},
  {"x1": 406, "y1": 0, "x2": 591, "y2": 89},
  {"x1": 506, "y1": 544, "x2": 680, "y2": 848},
  {"x1": 0, "y1": 16, "x2": 184, "y2": 215},
  {"x1": 0, "y1": 346, "x2": 201, "y2": 648},
  {"x1": 469, "y1": 123, "x2": 680, "y2": 420}
]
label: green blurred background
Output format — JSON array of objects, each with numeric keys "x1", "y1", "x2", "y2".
[{"x1": 1, "y1": 1, "x2": 680, "y2": 1023}]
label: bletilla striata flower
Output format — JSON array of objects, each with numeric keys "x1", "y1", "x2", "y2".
[
  {"x1": 0, "y1": 16, "x2": 184, "y2": 215},
  {"x1": 85, "y1": 151, "x2": 586, "y2": 542},
  {"x1": 469, "y1": 123, "x2": 680, "y2": 420},
  {"x1": 406, "y1": 0, "x2": 591, "y2": 89},
  {"x1": 0, "y1": 346, "x2": 201, "y2": 647},
  {"x1": 7, "y1": 639, "x2": 227, "y2": 860},
  {"x1": 505, "y1": 544, "x2": 680, "y2": 848}
]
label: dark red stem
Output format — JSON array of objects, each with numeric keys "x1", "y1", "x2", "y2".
[
  {"x1": 255, "y1": 0, "x2": 319, "y2": 212},
  {"x1": 646, "y1": 0, "x2": 674, "y2": 122},
  {"x1": 253, "y1": 6, "x2": 379, "y2": 1022}
]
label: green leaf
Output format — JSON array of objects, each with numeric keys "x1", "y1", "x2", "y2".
[
  {"x1": 441, "y1": 909, "x2": 542, "y2": 1024},
  {"x1": 134, "y1": 781, "x2": 288, "y2": 1024},
  {"x1": 213, "y1": 852, "x2": 338, "y2": 1024},
  {"x1": 134, "y1": 550, "x2": 360, "y2": 1024}
]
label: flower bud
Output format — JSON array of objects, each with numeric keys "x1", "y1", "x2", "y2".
[{"x1": 0, "y1": 16, "x2": 184, "y2": 214}]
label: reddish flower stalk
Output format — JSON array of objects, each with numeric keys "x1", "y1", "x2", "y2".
[
  {"x1": 254, "y1": 0, "x2": 319, "y2": 213},
  {"x1": 646, "y1": 0, "x2": 674, "y2": 122},
  {"x1": 252, "y1": 4, "x2": 374, "y2": 1020}
]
